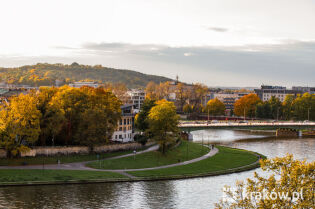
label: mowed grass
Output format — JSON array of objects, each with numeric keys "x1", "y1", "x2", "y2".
[
  {"x1": 128, "y1": 146, "x2": 259, "y2": 177},
  {"x1": 0, "y1": 169, "x2": 127, "y2": 183},
  {"x1": 87, "y1": 141, "x2": 209, "y2": 170},
  {"x1": 0, "y1": 151, "x2": 134, "y2": 166}
]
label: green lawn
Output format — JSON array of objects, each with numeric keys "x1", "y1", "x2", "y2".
[
  {"x1": 87, "y1": 141, "x2": 209, "y2": 170},
  {"x1": 0, "y1": 151, "x2": 134, "y2": 166},
  {"x1": 0, "y1": 169, "x2": 127, "y2": 183},
  {"x1": 128, "y1": 146, "x2": 260, "y2": 177}
]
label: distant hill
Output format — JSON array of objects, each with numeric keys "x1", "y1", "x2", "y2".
[{"x1": 0, "y1": 63, "x2": 173, "y2": 88}]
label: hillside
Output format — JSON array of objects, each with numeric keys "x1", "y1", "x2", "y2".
[{"x1": 0, "y1": 63, "x2": 173, "y2": 88}]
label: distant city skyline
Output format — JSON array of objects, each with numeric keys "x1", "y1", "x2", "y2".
[{"x1": 1, "y1": 0, "x2": 315, "y2": 87}]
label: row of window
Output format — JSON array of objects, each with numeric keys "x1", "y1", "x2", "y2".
[{"x1": 114, "y1": 133, "x2": 132, "y2": 139}]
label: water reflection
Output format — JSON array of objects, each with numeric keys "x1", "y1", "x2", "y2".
[{"x1": 0, "y1": 129, "x2": 314, "y2": 209}]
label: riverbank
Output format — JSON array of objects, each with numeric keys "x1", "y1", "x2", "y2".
[{"x1": 0, "y1": 145, "x2": 264, "y2": 187}]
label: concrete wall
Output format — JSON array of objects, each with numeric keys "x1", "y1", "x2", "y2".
[
  {"x1": 0, "y1": 149, "x2": 6, "y2": 158},
  {"x1": 19, "y1": 142, "x2": 150, "y2": 157}
]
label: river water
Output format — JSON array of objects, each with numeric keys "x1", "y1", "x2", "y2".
[{"x1": 0, "y1": 129, "x2": 314, "y2": 209}]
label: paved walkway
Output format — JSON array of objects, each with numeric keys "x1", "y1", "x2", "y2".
[{"x1": 0, "y1": 145, "x2": 219, "y2": 179}]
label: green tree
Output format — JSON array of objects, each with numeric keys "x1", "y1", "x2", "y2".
[
  {"x1": 292, "y1": 93, "x2": 315, "y2": 121},
  {"x1": 148, "y1": 100, "x2": 179, "y2": 154},
  {"x1": 135, "y1": 99, "x2": 156, "y2": 132},
  {"x1": 282, "y1": 95, "x2": 295, "y2": 120}
]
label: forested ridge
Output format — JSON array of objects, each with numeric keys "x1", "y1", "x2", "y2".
[{"x1": 0, "y1": 62, "x2": 172, "y2": 88}]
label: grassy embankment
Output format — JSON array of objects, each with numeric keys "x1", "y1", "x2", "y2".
[
  {"x1": 128, "y1": 146, "x2": 262, "y2": 178},
  {"x1": 87, "y1": 140, "x2": 209, "y2": 169},
  {"x1": 0, "y1": 169, "x2": 127, "y2": 184},
  {"x1": 0, "y1": 150, "x2": 134, "y2": 166}
]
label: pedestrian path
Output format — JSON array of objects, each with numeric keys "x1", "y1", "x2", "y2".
[{"x1": 0, "y1": 145, "x2": 219, "y2": 179}]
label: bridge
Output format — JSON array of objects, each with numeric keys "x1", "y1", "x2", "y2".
[{"x1": 179, "y1": 121, "x2": 315, "y2": 131}]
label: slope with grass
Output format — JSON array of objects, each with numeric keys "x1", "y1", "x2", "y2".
[
  {"x1": 127, "y1": 146, "x2": 261, "y2": 178},
  {"x1": 87, "y1": 141, "x2": 209, "y2": 170},
  {"x1": 0, "y1": 150, "x2": 134, "y2": 166},
  {"x1": 0, "y1": 169, "x2": 127, "y2": 185}
]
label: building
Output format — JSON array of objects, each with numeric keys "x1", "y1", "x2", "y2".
[
  {"x1": 127, "y1": 89, "x2": 146, "y2": 110},
  {"x1": 69, "y1": 81, "x2": 99, "y2": 88},
  {"x1": 111, "y1": 104, "x2": 135, "y2": 143},
  {"x1": 254, "y1": 85, "x2": 303, "y2": 102},
  {"x1": 292, "y1": 86, "x2": 315, "y2": 94},
  {"x1": 203, "y1": 92, "x2": 250, "y2": 115}
]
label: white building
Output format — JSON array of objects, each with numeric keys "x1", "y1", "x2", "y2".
[
  {"x1": 111, "y1": 104, "x2": 135, "y2": 143},
  {"x1": 69, "y1": 81, "x2": 99, "y2": 88},
  {"x1": 127, "y1": 89, "x2": 146, "y2": 110},
  {"x1": 254, "y1": 85, "x2": 303, "y2": 102}
]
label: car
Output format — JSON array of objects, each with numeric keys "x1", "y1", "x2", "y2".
[
  {"x1": 211, "y1": 120, "x2": 219, "y2": 124},
  {"x1": 238, "y1": 120, "x2": 248, "y2": 124}
]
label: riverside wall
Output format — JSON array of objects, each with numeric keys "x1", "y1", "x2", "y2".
[{"x1": 0, "y1": 142, "x2": 154, "y2": 158}]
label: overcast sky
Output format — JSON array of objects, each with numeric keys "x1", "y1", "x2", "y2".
[{"x1": 0, "y1": 0, "x2": 314, "y2": 87}]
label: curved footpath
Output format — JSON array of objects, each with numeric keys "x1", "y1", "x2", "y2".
[
  {"x1": 0, "y1": 145, "x2": 263, "y2": 186},
  {"x1": 0, "y1": 145, "x2": 218, "y2": 178}
]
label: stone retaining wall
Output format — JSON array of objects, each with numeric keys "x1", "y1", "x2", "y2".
[
  {"x1": 18, "y1": 142, "x2": 154, "y2": 157},
  {"x1": 0, "y1": 149, "x2": 6, "y2": 158}
]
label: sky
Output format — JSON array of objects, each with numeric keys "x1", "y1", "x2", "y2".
[{"x1": 0, "y1": 0, "x2": 315, "y2": 87}]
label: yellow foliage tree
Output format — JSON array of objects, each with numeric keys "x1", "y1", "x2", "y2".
[
  {"x1": 206, "y1": 98, "x2": 226, "y2": 116},
  {"x1": 0, "y1": 94, "x2": 41, "y2": 157},
  {"x1": 215, "y1": 154, "x2": 315, "y2": 209},
  {"x1": 148, "y1": 100, "x2": 179, "y2": 154}
]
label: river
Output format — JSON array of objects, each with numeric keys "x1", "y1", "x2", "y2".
[{"x1": 0, "y1": 129, "x2": 314, "y2": 209}]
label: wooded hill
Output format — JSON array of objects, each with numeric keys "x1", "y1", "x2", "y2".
[{"x1": 0, "y1": 62, "x2": 173, "y2": 88}]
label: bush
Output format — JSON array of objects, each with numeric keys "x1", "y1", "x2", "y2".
[{"x1": 134, "y1": 134, "x2": 148, "y2": 146}]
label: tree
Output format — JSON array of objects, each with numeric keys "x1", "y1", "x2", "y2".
[
  {"x1": 135, "y1": 99, "x2": 156, "y2": 132},
  {"x1": 145, "y1": 81, "x2": 159, "y2": 100},
  {"x1": 234, "y1": 94, "x2": 261, "y2": 118},
  {"x1": 215, "y1": 154, "x2": 314, "y2": 209},
  {"x1": 148, "y1": 100, "x2": 179, "y2": 154},
  {"x1": 183, "y1": 103, "x2": 193, "y2": 114},
  {"x1": 189, "y1": 83, "x2": 209, "y2": 106},
  {"x1": 175, "y1": 83, "x2": 190, "y2": 111},
  {"x1": 292, "y1": 93, "x2": 315, "y2": 121},
  {"x1": 36, "y1": 87, "x2": 65, "y2": 146},
  {"x1": 283, "y1": 95, "x2": 295, "y2": 120},
  {"x1": 268, "y1": 96, "x2": 283, "y2": 120},
  {"x1": 74, "y1": 86, "x2": 121, "y2": 148},
  {"x1": 49, "y1": 86, "x2": 89, "y2": 145},
  {"x1": 0, "y1": 94, "x2": 41, "y2": 157},
  {"x1": 206, "y1": 98, "x2": 226, "y2": 116}
]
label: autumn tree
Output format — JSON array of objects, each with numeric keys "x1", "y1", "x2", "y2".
[
  {"x1": 183, "y1": 103, "x2": 193, "y2": 114},
  {"x1": 234, "y1": 93, "x2": 261, "y2": 118},
  {"x1": 215, "y1": 154, "x2": 315, "y2": 209},
  {"x1": 0, "y1": 94, "x2": 41, "y2": 157},
  {"x1": 74, "y1": 87, "x2": 121, "y2": 148},
  {"x1": 145, "y1": 81, "x2": 159, "y2": 100},
  {"x1": 148, "y1": 100, "x2": 179, "y2": 154},
  {"x1": 49, "y1": 86, "x2": 89, "y2": 145},
  {"x1": 175, "y1": 83, "x2": 190, "y2": 111},
  {"x1": 35, "y1": 87, "x2": 66, "y2": 146},
  {"x1": 189, "y1": 83, "x2": 209, "y2": 106},
  {"x1": 206, "y1": 98, "x2": 226, "y2": 116}
]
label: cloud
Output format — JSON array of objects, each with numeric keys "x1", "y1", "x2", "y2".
[
  {"x1": 207, "y1": 27, "x2": 229, "y2": 32},
  {"x1": 1, "y1": 41, "x2": 315, "y2": 87}
]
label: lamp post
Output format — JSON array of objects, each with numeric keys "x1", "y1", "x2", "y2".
[{"x1": 308, "y1": 107, "x2": 311, "y2": 121}]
